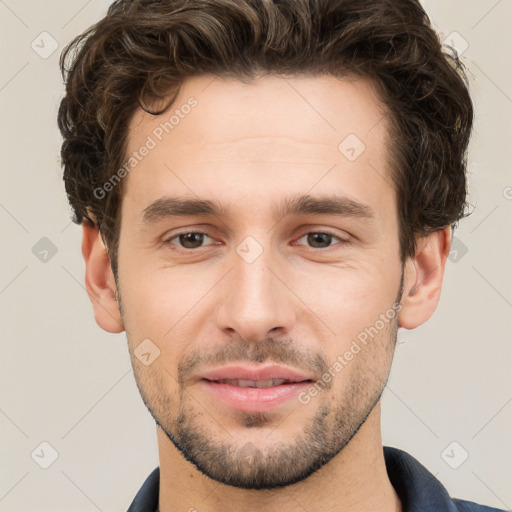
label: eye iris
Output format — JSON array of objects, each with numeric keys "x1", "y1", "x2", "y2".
[
  {"x1": 179, "y1": 233, "x2": 204, "y2": 248},
  {"x1": 307, "y1": 233, "x2": 332, "y2": 248}
]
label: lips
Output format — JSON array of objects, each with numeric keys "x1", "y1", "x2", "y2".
[
  {"x1": 199, "y1": 364, "x2": 315, "y2": 385},
  {"x1": 213, "y1": 378, "x2": 289, "y2": 388},
  {"x1": 196, "y1": 364, "x2": 317, "y2": 411}
]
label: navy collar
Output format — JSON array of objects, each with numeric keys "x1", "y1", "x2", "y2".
[{"x1": 127, "y1": 446, "x2": 504, "y2": 512}]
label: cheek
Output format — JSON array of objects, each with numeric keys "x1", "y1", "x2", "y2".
[
  {"x1": 290, "y1": 260, "x2": 399, "y2": 339},
  {"x1": 119, "y1": 267, "x2": 214, "y2": 363},
  {"x1": 322, "y1": 317, "x2": 398, "y2": 404},
  {"x1": 118, "y1": 270, "x2": 173, "y2": 347}
]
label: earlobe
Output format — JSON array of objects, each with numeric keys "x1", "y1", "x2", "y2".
[
  {"x1": 81, "y1": 221, "x2": 125, "y2": 333},
  {"x1": 398, "y1": 226, "x2": 452, "y2": 330}
]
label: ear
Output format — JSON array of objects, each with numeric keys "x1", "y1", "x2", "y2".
[
  {"x1": 398, "y1": 225, "x2": 452, "y2": 330},
  {"x1": 81, "y1": 220, "x2": 125, "y2": 333}
]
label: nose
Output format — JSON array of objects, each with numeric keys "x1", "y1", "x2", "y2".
[{"x1": 215, "y1": 243, "x2": 296, "y2": 342}]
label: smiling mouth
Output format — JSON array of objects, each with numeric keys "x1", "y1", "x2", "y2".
[
  {"x1": 203, "y1": 378, "x2": 314, "y2": 388},
  {"x1": 199, "y1": 377, "x2": 315, "y2": 411}
]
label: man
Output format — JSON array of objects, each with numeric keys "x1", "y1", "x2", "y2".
[{"x1": 57, "y1": 0, "x2": 504, "y2": 510}]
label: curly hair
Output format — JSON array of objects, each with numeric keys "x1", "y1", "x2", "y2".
[{"x1": 58, "y1": 0, "x2": 473, "y2": 277}]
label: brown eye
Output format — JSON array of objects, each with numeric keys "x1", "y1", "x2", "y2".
[
  {"x1": 165, "y1": 231, "x2": 215, "y2": 250},
  {"x1": 296, "y1": 231, "x2": 346, "y2": 249},
  {"x1": 307, "y1": 233, "x2": 334, "y2": 248},
  {"x1": 178, "y1": 232, "x2": 205, "y2": 249}
]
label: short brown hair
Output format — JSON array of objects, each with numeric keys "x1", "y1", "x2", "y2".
[{"x1": 58, "y1": 0, "x2": 473, "y2": 277}]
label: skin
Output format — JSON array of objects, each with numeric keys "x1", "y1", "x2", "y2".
[{"x1": 82, "y1": 74, "x2": 451, "y2": 512}]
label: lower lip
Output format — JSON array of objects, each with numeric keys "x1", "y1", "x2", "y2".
[{"x1": 199, "y1": 379, "x2": 313, "y2": 412}]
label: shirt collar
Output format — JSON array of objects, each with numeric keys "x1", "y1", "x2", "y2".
[
  {"x1": 128, "y1": 446, "x2": 464, "y2": 512},
  {"x1": 384, "y1": 446, "x2": 460, "y2": 511}
]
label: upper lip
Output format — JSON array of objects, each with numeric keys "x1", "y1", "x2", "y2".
[{"x1": 199, "y1": 364, "x2": 315, "y2": 383}]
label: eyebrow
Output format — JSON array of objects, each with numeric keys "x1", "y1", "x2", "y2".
[{"x1": 141, "y1": 194, "x2": 375, "y2": 225}]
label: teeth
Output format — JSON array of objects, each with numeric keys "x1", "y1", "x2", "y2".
[{"x1": 216, "y1": 378, "x2": 288, "y2": 388}]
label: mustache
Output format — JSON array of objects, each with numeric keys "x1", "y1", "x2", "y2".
[{"x1": 177, "y1": 336, "x2": 329, "y2": 384}]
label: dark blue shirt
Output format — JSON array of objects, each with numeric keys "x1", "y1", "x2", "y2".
[{"x1": 127, "y1": 446, "x2": 506, "y2": 511}]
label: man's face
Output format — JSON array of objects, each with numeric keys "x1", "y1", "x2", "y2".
[{"x1": 117, "y1": 74, "x2": 404, "y2": 489}]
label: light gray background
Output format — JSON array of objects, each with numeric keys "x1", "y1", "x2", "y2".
[{"x1": 1, "y1": 0, "x2": 511, "y2": 510}]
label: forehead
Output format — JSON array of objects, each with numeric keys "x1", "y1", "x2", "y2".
[
  {"x1": 122, "y1": 73, "x2": 394, "y2": 224},
  {"x1": 127, "y1": 73, "x2": 387, "y2": 152}
]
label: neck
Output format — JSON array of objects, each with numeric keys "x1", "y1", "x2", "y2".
[{"x1": 156, "y1": 402, "x2": 401, "y2": 512}]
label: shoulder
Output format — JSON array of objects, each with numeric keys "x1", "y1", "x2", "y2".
[
  {"x1": 383, "y1": 446, "x2": 507, "y2": 512},
  {"x1": 127, "y1": 467, "x2": 160, "y2": 512},
  {"x1": 453, "y1": 498, "x2": 508, "y2": 512}
]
